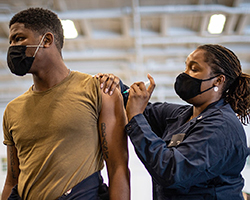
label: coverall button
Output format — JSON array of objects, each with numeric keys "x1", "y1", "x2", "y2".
[
  {"x1": 64, "y1": 189, "x2": 72, "y2": 195},
  {"x1": 126, "y1": 125, "x2": 132, "y2": 131},
  {"x1": 197, "y1": 116, "x2": 203, "y2": 120}
]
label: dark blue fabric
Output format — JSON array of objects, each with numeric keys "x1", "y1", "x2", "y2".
[
  {"x1": 122, "y1": 79, "x2": 249, "y2": 200},
  {"x1": 8, "y1": 171, "x2": 108, "y2": 200},
  {"x1": 119, "y1": 80, "x2": 129, "y2": 107},
  {"x1": 57, "y1": 171, "x2": 106, "y2": 200},
  {"x1": 8, "y1": 185, "x2": 21, "y2": 200}
]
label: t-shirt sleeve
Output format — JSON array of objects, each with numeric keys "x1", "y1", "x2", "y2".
[
  {"x1": 3, "y1": 108, "x2": 14, "y2": 146},
  {"x1": 92, "y1": 76, "x2": 102, "y2": 116}
]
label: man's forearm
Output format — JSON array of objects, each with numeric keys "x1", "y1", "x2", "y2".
[
  {"x1": 2, "y1": 183, "x2": 14, "y2": 200},
  {"x1": 108, "y1": 166, "x2": 130, "y2": 200}
]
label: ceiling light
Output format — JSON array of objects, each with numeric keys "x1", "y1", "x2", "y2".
[
  {"x1": 61, "y1": 19, "x2": 78, "y2": 39},
  {"x1": 207, "y1": 14, "x2": 226, "y2": 34}
]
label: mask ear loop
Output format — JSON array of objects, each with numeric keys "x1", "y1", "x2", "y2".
[
  {"x1": 31, "y1": 34, "x2": 46, "y2": 57},
  {"x1": 198, "y1": 74, "x2": 220, "y2": 95}
]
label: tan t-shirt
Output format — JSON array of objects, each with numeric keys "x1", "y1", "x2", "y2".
[{"x1": 3, "y1": 71, "x2": 103, "y2": 199}]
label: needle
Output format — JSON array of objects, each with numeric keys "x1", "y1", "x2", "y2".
[{"x1": 123, "y1": 80, "x2": 150, "y2": 94}]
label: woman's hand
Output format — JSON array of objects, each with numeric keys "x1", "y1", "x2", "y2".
[
  {"x1": 95, "y1": 73, "x2": 121, "y2": 95},
  {"x1": 126, "y1": 74, "x2": 155, "y2": 121}
]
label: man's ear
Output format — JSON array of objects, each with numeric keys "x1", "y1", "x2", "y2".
[{"x1": 43, "y1": 32, "x2": 54, "y2": 47}]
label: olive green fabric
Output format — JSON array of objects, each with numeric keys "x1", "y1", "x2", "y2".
[{"x1": 3, "y1": 71, "x2": 103, "y2": 199}]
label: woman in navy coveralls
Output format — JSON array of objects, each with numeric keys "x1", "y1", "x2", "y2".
[{"x1": 99, "y1": 44, "x2": 250, "y2": 200}]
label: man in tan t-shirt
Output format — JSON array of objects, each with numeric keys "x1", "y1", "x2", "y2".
[{"x1": 2, "y1": 7, "x2": 130, "y2": 200}]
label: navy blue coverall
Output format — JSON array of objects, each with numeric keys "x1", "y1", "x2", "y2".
[{"x1": 121, "y1": 84, "x2": 250, "y2": 200}]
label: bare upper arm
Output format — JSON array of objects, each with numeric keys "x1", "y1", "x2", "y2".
[
  {"x1": 98, "y1": 88, "x2": 128, "y2": 167},
  {"x1": 99, "y1": 88, "x2": 130, "y2": 199}
]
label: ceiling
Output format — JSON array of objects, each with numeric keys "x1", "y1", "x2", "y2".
[{"x1": 0, "y1": 0, "x2": 250, "y2": 105}]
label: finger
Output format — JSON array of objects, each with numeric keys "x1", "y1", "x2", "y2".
[
  {"x1": 114, "y1": 76, "x2": 121, "y2": 90},
  {"x1": 103, "y1": 74, "x2": 115, "y2": 94},
  {"x1": 94, "y1": 73, "x2": 104, "y2": 79},
  {"x1": 109, "y1": 79, "x2": 120, "y2": 95},
  {"x1": 138, "y1": 81, "x2": 147, "y2": 91},
  {"x1": 130, "y1": 82, "x2": 145, "y2": 95},
  {"x1": 99, "y1": 74, "x2": 110, "y2": 89},
  {"x1": 128, "y1": 84, "x2": 136, "y2": 96},
  {"x1": 147, "y1": 73, "x2": 156, "y2": 95}
]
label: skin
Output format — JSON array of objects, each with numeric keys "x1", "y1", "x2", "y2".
[
  {"x1": 183, "y1": 49, "x2": 226, "y2": 120},
  {"x1": 125, "y1": 74, "x2": 155, "y2": 122},
  {"x1": 1, "y1": 146, "x2": 19, "y2": 200},
  {"x1": 99, "y1": 48, "x2": 226, "y2": 122},
  {"x1": 125, "y1": 49, "x2": 226, "y2": 121},
  {"x1": 2, "y1": 22, "x2": 130, "y2": 200},
  {"x1": 99, "y1": 50, "x2": 248, "y2": 198},
  {"x1": 99, "y1": 89, "x2": 130, "y2": 199},
  {"x1": 95, "y1": 73, "x2": 121, "y2": 95}
]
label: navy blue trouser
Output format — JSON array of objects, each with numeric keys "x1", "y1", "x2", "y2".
[{"x1": 8, "y1": 171, "x2": 109, "y2": 200}]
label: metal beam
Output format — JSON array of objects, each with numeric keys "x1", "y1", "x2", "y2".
[
  {"x1": 232, "y1": 0, "x2": 242, "y2": 7},
  {"x1": 138, "y1": 4, "x2": 250, "y2": 15},
  {"x1": 160, "y1": 15, "x2": 169, "y2": 36},
  {"x1": 0, "y1": 22, "x2": 9, "y2": 37},
  {"x1": 80, "y1": 19, "x2": 92, "y2": 38},
  {"x1": 132, "y1": 0, "x2": 144, "y2": 77},
  {"x1": 53, "y1": 0, "x2": 68, "y2": 12},
  {"x1": 236, "y1": 14, "x2": 249, "y2": 35},
  {"x1": 0, "y1": 4, "x2": 249, "y2": 23},
  {"x1": 199, "y1": 14, "x2": 210, "y2": 36},
  {"x1": 141, "y1": 35, "x2": 250, "y2": 45},
  {"x1": 224, "y1": 14, "x2": 238, "y2": 35},
  {"x1": 121, "y1": 16, "x2": 130, "y2": 37}
]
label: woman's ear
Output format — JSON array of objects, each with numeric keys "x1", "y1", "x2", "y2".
[
  {"x1": 214, "y1": 74, "x2": 226, "y2": 87},
  {"x1": 43, "y1": 32, "x2": 54, "y2": 47}
]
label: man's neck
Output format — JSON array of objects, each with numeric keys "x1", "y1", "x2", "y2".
[{"x1": 32, "y1": 67, "x2": 70, "y2": 92}]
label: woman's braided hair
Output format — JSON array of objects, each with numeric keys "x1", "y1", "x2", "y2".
[{"x1": 197, "y1": 44, "x2": 250, "y2": 125}]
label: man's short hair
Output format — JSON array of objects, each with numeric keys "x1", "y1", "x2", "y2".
[{"x1": 9, "y1": 7, "x2": 64, "y2": 52}]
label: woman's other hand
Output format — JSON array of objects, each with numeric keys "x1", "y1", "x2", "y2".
[
  {"x1": 95, "y1": 73, "x2": 121, "y2": 96},
  {"x1": 126, "y1": 74, "x2": 155, "y2": 121}
]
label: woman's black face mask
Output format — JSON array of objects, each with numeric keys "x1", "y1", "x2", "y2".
[
  {"x1": 7, "y1": 34, "x2": 45, "y2": 76},
  {"x1": 174, "y1": 73, "x2": 219, "y2": 101}
]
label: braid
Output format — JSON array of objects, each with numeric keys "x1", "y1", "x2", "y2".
[
  {"x1": 197, "y1": 44, "x2": 250, "y2": 125},
  {"x1": 228, "y1": 73, "x2": 250, "y2": 125}
]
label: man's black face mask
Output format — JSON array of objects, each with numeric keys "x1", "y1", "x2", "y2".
[
  {"x1": 7, "y1": 45, "x2": 35, "y2": 76},
  {"x1": 7, "y1": 34, "x2": 45, "y2": 76}
]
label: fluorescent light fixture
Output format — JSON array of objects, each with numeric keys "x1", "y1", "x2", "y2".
[
  {"x1": 61, "y1": 19, "x2": 78, "y2": 39},
  {"x1": 207, "y1": 14, "x2": 226, "y2": 34}
]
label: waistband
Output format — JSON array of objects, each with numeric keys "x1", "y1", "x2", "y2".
[{"x1": 57, "y1": 171, "x2": 103, "y2": 200}]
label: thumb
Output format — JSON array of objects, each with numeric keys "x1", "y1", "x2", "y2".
[{"x1": 147, "y1": 73, "x2": 155, "y2": 96}]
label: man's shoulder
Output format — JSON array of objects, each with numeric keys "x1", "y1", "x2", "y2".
[
  {"x1": 71, "y1": 71, "x2": 91, "y2": 79},
  {"x1": 3, "y1": 90, "x2": 30, "y2": 117},
  {"x1": 7, "y1": 89, "x2": 30, "y2": 105},
  {"x1": 71, "y1": 71, "x2": 99, "y2": 85}
]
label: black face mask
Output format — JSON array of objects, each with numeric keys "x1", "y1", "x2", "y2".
[
  {"x1": 7, "y1": 34, "x2": 45, "y2": 76},
  {"x1": 174, "y1": 73, "x2": 219, "y2": 101},
  {"x1": 7, "y1": 45, "x2": 35, "y2": 76}
]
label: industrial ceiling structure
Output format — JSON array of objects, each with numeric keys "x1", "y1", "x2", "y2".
[{"x1": 0, "y1": 0, "x2": 250, "y2": 105}]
